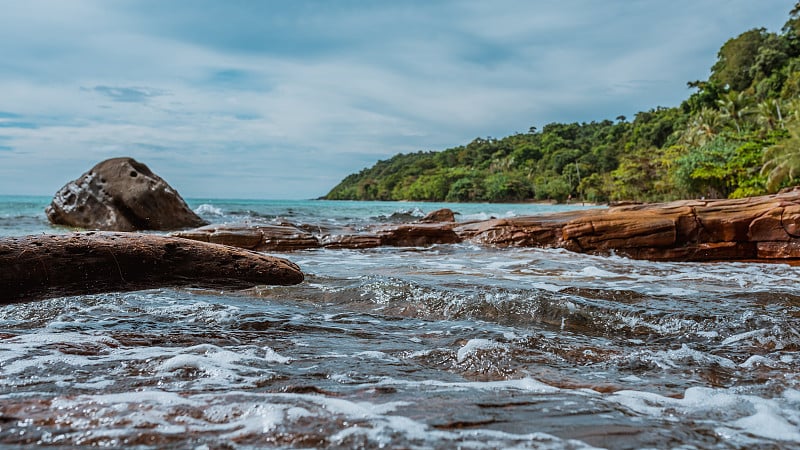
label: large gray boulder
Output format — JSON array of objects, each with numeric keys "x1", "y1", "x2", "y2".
[{"x1": 46, "y1": 157, "x2": 207, "y2": 231}]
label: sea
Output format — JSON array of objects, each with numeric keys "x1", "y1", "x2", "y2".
[{"x1": 1, "y1": 195, "x2": 799, "y2": 449}]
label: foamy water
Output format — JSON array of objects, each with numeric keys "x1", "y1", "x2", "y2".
[{"x1": 1, "y1": 197, "x2": 799, "y2": 448}]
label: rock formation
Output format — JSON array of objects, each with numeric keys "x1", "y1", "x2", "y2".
[
  {"x1": 0, "y1": 232, "x2": 304, "y2": 304},
  {"x1": 173, "y1": 221, "x2": 462, "y2": 251},
  {"x1": 46, "y1": 157, "x2": 207, "y2": 231},
  {"x1": 176, "y1": 223, "x2": 322, "y2": 251},
  {"x1": 173, "y1": 189, "x2": 800, "y2": 263},
  {"x1": 418, "y1": 208, "x2": 457, "y2": 223}
]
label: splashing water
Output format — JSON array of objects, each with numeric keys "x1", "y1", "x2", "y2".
[{"x1": 1, "y1": 197, "x2": 798, "y2": 449}]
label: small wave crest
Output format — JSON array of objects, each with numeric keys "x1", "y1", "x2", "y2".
[
  {"x1": 609, "y1": 386, "x2": 800, "y2": 443},
  {"x1": 460, "y1": 210, "x2": 517, "y2": 222},
  {"x1": 374, "y1": 207, "x2": 425, "y2": 223},
  {"x1": 194, "y1": 203, "x2": 225, "y2": 216},
  {"x1": 3, "y1": 388, "x2": 596, "y2": 449}
]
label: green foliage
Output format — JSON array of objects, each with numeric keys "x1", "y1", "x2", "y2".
[
  {"x1": 536, "y1": 176, "x2": 572, "y2": 203},
  {"x1": 711, "y1": 28, "x2": 773, "y2": 91},
  {"x1": 446, "y1": 176, "x2": 482, "y2": 202},
  {"x1": 674, "y1": 137, "x2": 738, "y2": 198},
  {"x1": 762, "y1": 123, "x2": 800, "y2": 191},
  {"x1": 325, "y1": 5, "x2": 800, "y2": 203},
  {"x1": 610, "y1": 144, "x2": 688, "y2": 202}
]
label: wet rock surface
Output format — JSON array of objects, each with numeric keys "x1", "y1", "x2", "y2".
[
  {"x1": 46, "y1": 157, "x2": 206, "y2": 231},
  {"x1": 174, "y1": 191, "x2": 800, "y2": 262},
  {"x1": 0, "y1": 232, "x2": 304, "y2": 304},
  {"x1": 418, "y1": 208, "x2": 457, "y2": 223},
  {"x1": 177, "y1": 223, "x2": 321, "y2": 251}
]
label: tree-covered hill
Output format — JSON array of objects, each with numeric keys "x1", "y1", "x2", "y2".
[{"x1": 325, "y1": 5, "x2": 800, "y2": 203}]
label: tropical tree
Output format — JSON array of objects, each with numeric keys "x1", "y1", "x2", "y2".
[
  {"x1": 717, "y1": 90, "x2": 752, "y2": 133},
  {"x1": 673, "y1": 136, "x2": 740, "y2": 198},
  {"x1": 756, "y1": 99, "x2": 784, "y2": 131},
  {"x1": 762, "y1": 122, "x2": 800, "y2": 191},
  {"x1": 710, "y1": 28, "x2": 771, "y2": 91},
  {"x1": 786, "y1": 98, "x2": 800, "y2": 123},
  {"x1": 680, "y1": 107, "x2": 724, "y2": 147}
]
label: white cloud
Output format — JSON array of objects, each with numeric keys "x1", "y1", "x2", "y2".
[{"x1": 0, "y1": 0, "x2": 794, "y2": 198}]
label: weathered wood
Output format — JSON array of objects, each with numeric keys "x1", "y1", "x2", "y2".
[{"x1": 0, "y1": 232, "x2": 304, "y2": 304}]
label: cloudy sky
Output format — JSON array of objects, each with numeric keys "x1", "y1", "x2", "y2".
[{"x1": 0, "y1": 1, "x2": 793, "y2": 199}]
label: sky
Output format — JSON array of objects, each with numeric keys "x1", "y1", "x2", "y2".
[{"x1": 0, "y1": 0, "x2": 794, "y2": 199}]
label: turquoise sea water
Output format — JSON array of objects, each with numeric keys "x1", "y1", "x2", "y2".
[
  {"x1": 2, "y1": 196, "x2": 800, "y2": 449},
  {"x1": 0, "y1": 195, "x2": 599, "y2": 236}
]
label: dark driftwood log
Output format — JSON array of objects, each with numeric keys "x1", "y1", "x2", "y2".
[{"x1": 0, "y1": 232, "x2": 304, "y2": 305}]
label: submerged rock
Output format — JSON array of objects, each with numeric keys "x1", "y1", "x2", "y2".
[
  {"x1": 0, "y1": 232, "x2": 304, "y2": 304},
  {"x1": 46, "y1": 157, "x2": 206, "y2": 231},
  {"x1": 174, "y1": 221, "x2": 463, "y2": 251},
  {"x1": 174, "y1": 223, "x2": 321, "y2": 252}
]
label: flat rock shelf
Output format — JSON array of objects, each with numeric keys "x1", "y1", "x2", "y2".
[{"x1": 174, "y1": 188, "x2": 800, "y2": 263}]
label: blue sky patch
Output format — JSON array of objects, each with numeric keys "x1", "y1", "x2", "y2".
[
  {"x1": 90, "y1": 86, "x2": 167, "y2": 103},
  {"x1": 0, "y1": 121, "x2": 37, "y2": 129}
]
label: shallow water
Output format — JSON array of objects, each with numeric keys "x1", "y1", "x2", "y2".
[{"x1": 1, "y1": 197, "x2": 799, "y2": 449}]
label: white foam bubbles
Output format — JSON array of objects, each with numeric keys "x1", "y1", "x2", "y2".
[
  {"x1": 456, "y1": 338, "x2": 501, "y2": 363},
  {"x1": 354, "y1": 351, "x2": 400, "y2": 362},
  {"x1": 732, "y1": 400, "x2": 800, "y2": 441},
  {"x1": 263, "y1": 346, "x2": 292, "y2": 364},
  {"x1": 622, "y1": 344, "x2": 736, "y2": 370},
  {"x1": 374, "y1": 376, "x2": 561, "y2": 394},
  {"x1": 194, "y1": 204, "x2": 224, "y2": 216},
  {"x1": 144, "y1": 300, "x2": 241, "y2": 326},
  {"x1": 569, "y1": 266, "x2": 622, "y2": 279},
  {"x1": 610, "y1": 386, "x2": 800, "y2": 443},
  {"x1": 0, "y1": 331, "x2": 122, "y2": 382},
  {"x1": 151, "y1": 343, "x2": 293, "y2": 389}
]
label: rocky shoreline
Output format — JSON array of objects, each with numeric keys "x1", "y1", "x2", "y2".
[
  {"x1": 8, "y1": 157, "x2": 799, "y2": 304},
  {"x1": 5, "y1": 189, "x2": 800, "y2": 304},
  {"x1": 174, "y1": 188, "x2": 800, "y2": 263},
  {"x1": 44, "y1": 157, "x2": 800, "y2": 263}
]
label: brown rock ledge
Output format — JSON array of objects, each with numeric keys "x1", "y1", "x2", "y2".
[
  {"x1": 0, "y1": 232, "x2": 304, "y2": 305},
  {"x1": 173, "y1": 189, "x2": 800, "y2": 263}
]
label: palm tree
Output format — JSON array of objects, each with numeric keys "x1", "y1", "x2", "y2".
[
  {"x1": 786, "y1": 98, "x2": 800, "y2": 124},
  {"x1": 680, "y1": 107, "x2": 724, "y2": 147},
  {"x1": 762, "y1": 122, "x2": 800, "y2": 191},
  {"x1": 756, "y1": 99, "x2": 784, "y2": 131},
  {"x1": 717, "y1": 91, "x2": 751, "y2": 133}
]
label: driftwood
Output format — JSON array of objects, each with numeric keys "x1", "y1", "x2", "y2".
[
  {"x1": 173, "y1": 189, "x2": 800, "y2": 263},
  {"x1": 0, "y1": 232, "x2": 303, "y2": 304}
]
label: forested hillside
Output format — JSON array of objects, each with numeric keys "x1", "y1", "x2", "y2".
[{"x1": 325, "y1": 5, "x2": 800, "y2": 203}]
